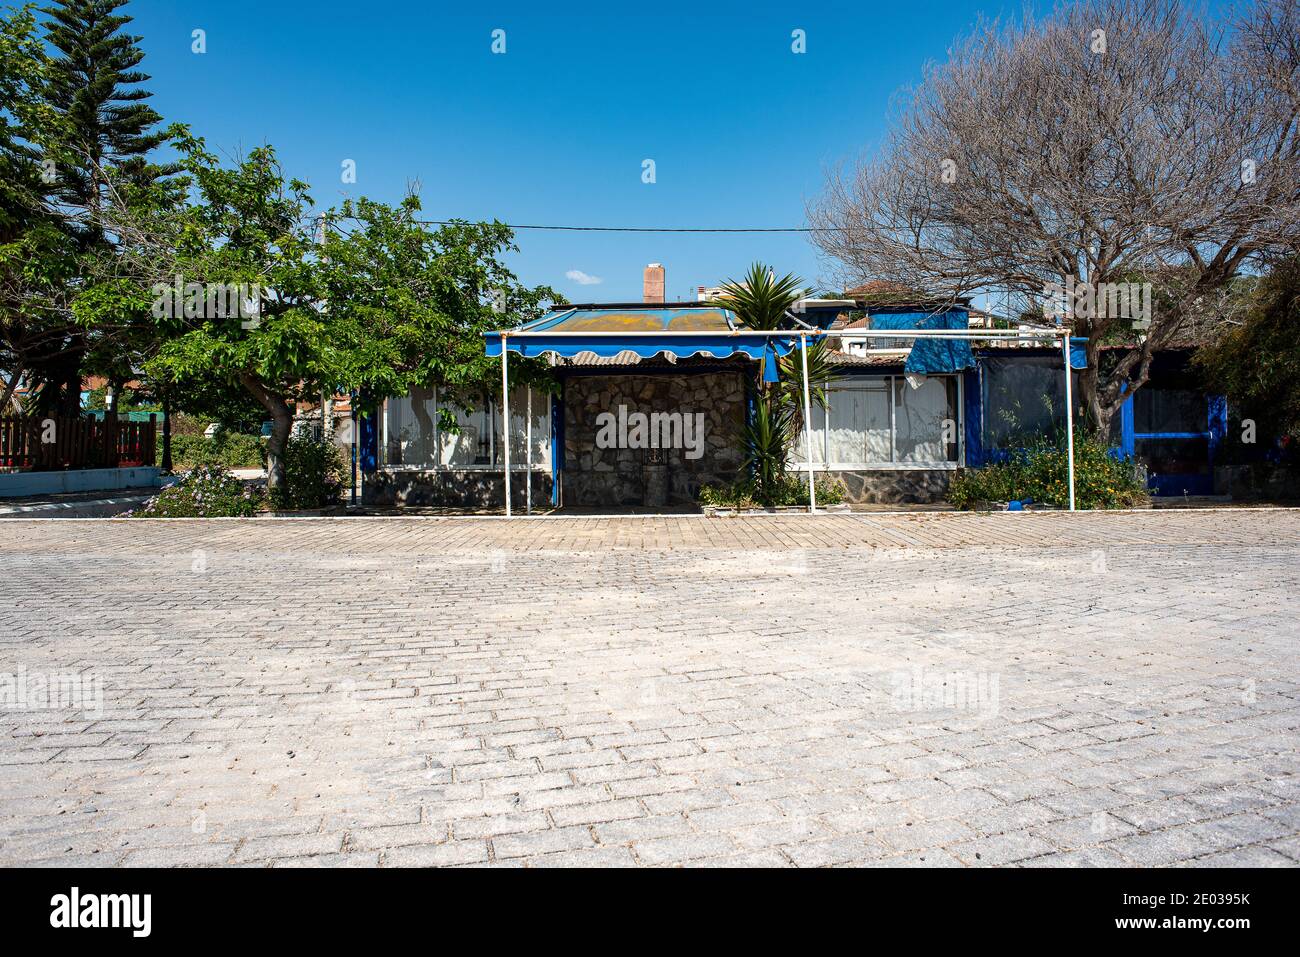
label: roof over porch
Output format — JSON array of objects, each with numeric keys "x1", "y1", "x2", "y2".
[{"x1": 484, "y1": 302, "x2": 802, "y2": 364}]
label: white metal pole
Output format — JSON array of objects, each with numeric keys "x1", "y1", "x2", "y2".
[
  {"x1": 1063, "y1": 332, "x2": 1076, "y2": 512},
  {"x1": 501, "y1": 336, "x2": 512, "y2": 517},
  {"x1": 800, "y1": 333, "x2": 816, "y2": 514},
  {"x1": 525, "y1": 386, "x2": 532, "y2": 516}
]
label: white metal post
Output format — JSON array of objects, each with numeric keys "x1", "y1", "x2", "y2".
[
  {"x1": 800, "y1": 333, "x2": 816, "y2": 513},
  {"x1": 1063, "y1": 333, "x2": 1076, "y2": 512},
  {"x1": 525, "y1": 386, "x2": 532, "y2": 516},
  {"x1": 501, "y1": 336, "x2": 512, "y2": 517}
]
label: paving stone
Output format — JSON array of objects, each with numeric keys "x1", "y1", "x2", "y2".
[
  {"x1": 632, "y1": 833, "x2": 738, "y2": 866},
  {"x1": 949, "y1": 831, "x2": 1057, "y2": 866},
  {"x1": 1, "y1": 512, "x2": 1297, "y2": 868},
  {"x1": 527, "y1": 846, "x2": 638, "y2": 868},
  {"x1": 382, "y1": 841, "x2": 489, "y2": 867},
  {"x1": 492, "y1": 826, "x2": 595, "y2": 859}
]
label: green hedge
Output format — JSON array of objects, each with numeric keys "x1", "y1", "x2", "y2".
[
  {"x1": 171, "y1": 432, "x2": 265, "y2": 470},
  {"x1": 948, "y1": 436, "x2": 1148, "y2": 510}
]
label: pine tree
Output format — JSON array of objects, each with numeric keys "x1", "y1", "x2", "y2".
[
  {"x1": 32, "y1": 0, "x2": 169, "y2": 414},
  {"x1": 42, "y1": 0, "x2": 166, "y2": 223}
]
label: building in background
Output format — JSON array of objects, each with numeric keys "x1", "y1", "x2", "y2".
[{"x1": 362, "y1": 263, "x2": 1237, "y2": 510}]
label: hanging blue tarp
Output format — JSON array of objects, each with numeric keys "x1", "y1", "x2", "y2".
[
  {"x1": 867, "y1": 309, "x2": 975, "y2": 374},
  {"x1": 1070, "y1": 339, "x2": 1087, "y2": 370},
  {"x1": 485, "y1": 306, "x2": 796, "y2": 364}
]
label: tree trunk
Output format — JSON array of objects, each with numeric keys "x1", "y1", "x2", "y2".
[
  {"x1": 61, "y1": 341, "x2": 83, "y2": 417},
  {"x1": 265, "y1": 410, "x2": 292, "y2": 494},
  {"x1": 239, "y1": 373, "x2": 293, "y2": 494},
  {"x1": 1093, "y1": 402, "x2": 1116, "y2": 445},
  {"x1": 0, "y1": 366, "x2": 20, "y2": 413}
]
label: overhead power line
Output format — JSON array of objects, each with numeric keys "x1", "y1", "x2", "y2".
[{"x1": 323, "y1": 215, "x2": 837, "y2": 234}]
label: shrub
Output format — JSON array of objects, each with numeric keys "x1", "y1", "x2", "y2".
[
  {"x1": 128, "y1": 465, "x2": 259, "y2": 518},
  {"x1": 948, "y1": 434, "x2": 1148, "y2": 510},
  {"x1": 171, "y1": 432, "x2": 265, "y2": 470},
  {"x1": 268, "y1": 436, "x2": 346, "y2": 510},
  {"x1": 699, "y1": 473, "x2": 846, "y2": 509}
]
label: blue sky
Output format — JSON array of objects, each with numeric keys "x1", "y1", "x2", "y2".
[{"x1": 120, "y1": 1, "x2": 1066, "y2": 302}]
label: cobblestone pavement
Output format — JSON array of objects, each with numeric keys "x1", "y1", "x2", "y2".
[{"x1": 1, "y1": 511, "x2": 1298, "y2": 868}]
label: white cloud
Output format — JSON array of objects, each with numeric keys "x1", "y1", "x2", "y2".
[{"x1": 565, "y1": 269, "x2": 603, "y2": 286}]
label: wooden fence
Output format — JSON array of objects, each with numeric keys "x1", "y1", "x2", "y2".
[{"x1": 0, "y1": 416, "x2": 157, "y2": 471}]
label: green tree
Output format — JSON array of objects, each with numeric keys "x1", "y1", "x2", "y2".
[
  {"x1": 0, "y1": 3, "x2": 75, "y2": 413},
  {"x1": 318, "y1": 196, "x2": 559, "y2": 419},
  {"x1": 42, "y1": 0, "x2": 167, "y2": 229},
  {"x1": 1195, "y1": 257, "x2": 1300, "y2": 444},
  {"x1": 29, "y1": 0, "x2": 169, "y2": 415},
  {"x1": 103, "y1": 130, "x2": 559, "y2": 493}
]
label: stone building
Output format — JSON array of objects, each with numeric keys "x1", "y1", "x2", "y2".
[{"x1": 361, "y1": 264, "x2": 1232, "y2": 510}]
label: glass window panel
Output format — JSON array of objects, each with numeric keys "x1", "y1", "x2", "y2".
[
  {"x1": 440, "y1": 392, "x2": 492, "y2": 468},
  {"x1": 501, "y1": 387, "x2": 551, "y2": 468},
  {"x1": 383, "y1": 386, "x2": 438, "y2": 468},
  {"x1": 826, "y1": 382, "x2": 891, "y2": 464},
  {"x1": 1135, "y1": 436, "x2": 1209, "y2": 476},
  {"x1": 789, "y1": 402, "x2": 826, "y2": 466},
  {"x1": 1134, "y1": 389, "x2": 1205, "y2": 435},
  {"x1": 981, "y1": 356, "x2": 1068, "y2": 450},
  {"x1": 895, "y1": 377, "x2": 958, "y2": 463}
]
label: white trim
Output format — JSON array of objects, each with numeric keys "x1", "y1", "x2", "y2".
[
  {"x1": 495, "y1": 328, "x2": 1061, "y2": 339},
  {"x1": 378, "y1": 464, "x2": 548, "y2": 474},
  {"x1": 803, "y1": 462, "x2": 961, "y2": 472},
  {"x1": 957, "y1": 372, "x2": 966, "y2": 467}
]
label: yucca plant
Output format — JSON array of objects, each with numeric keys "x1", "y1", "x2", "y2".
[
  {"x1": 742, "y1": 395, "x2": 794, "y2": 505},
  {"x1": 713, "y1": 263, "x2": 806, "y2": 332}
]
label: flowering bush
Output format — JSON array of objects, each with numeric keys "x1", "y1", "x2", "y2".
[
  {"x1": 948, "y1": 435, "x2": 1148, "y2": 510},
  {"x1": 267, "y1": 437, "x2": 346, "y2": 510},
  {"x1": 127, "y1": 465, "x2": 259, "y2": 517}
]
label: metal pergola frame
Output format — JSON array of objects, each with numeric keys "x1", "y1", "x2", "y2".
[{"x1": 494, "y1": 325, "x2": 1077, "y2": 515}]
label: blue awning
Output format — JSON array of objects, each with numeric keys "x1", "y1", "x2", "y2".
[{"x1": 485, "y1": 306, "x2": 797, "y2": 367}]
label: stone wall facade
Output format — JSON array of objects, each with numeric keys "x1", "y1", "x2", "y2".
[
  {"x1": 363, "y1": 469, "x2": 551, "y2": 510},
  {"x1": 1214, "y1": 463, "x2": 1300, "y2": 501},
  {"x1": 562, "y1": 372, "x2": 746, "y2": 507},
  {"x1": 827, "y1": 468, "x2": 953, "y2": 505}
]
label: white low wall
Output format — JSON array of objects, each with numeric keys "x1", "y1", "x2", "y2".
[{"x1": 0, "y1": 467, "x2": 162, "y2": 498}]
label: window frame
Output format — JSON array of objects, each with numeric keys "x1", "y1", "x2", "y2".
[
  {"x1": 380, "y1": 386, "x2": 551, "y2": 473},
  {"x1": 792, "y1": 373, "x2": 963, "y2": 471}
]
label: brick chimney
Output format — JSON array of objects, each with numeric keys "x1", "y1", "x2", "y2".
[{"x1": 643, "y1": 263, "x2": 665, "y2": 303}]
